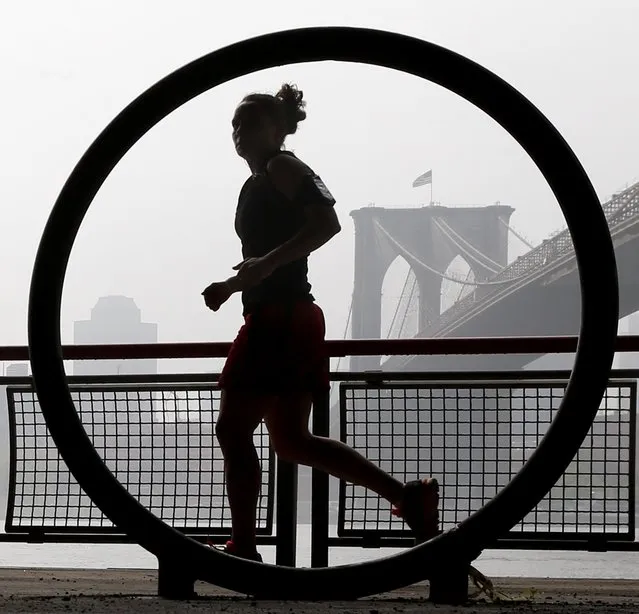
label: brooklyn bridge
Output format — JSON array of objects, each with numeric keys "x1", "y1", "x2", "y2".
[{"x1": 340, "y1": 179, "x2": 639, "y2": 373}]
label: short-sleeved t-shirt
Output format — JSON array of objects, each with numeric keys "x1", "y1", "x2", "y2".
[{"x1": 234, "y1": 151, "x2": 336, "y2": 315}]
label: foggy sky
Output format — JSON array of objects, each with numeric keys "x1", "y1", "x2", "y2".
[{"x1": 1, "y1": 0, "x2": 638, "y2": 364}]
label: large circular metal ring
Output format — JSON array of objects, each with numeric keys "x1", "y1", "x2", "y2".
[{"x1": 28, "y1": 27, "x2": 618, "y2": 599}]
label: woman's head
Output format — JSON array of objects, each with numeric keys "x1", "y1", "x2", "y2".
[{"x1": 232, "y1": 83, "x2": 306, "y2": 161}]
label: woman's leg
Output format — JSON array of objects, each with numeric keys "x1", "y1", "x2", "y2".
[
  {"x1": 263, "y1": 301, "x2": 438, "y2": 541},
  {"x1": 215, "y1": 389, "x2": 277, "y2": 556},
  {"x1": 265, "y1": 392, "x2": 403, "y2": 504},
  {"x1": 265, "y1": 392, "x2": 439, "y2": 541}
]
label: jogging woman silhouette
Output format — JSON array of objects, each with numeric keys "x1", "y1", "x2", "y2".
[{"x1": 202, "y1": 83, "x2": 439, "y2": 562}]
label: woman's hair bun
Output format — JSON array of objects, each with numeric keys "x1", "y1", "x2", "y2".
[{"x1": 275, "y1": 83, "x2": 306, "y2": 135}]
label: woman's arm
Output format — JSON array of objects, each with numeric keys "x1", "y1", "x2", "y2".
[
  {"x1": 264, "y1": 204, "x2": 340, "y2": 269},
  {"x1": 230, "y1": 154, "x2": 341, "y2": 289},
  {"x1": 265, "y1": 153, "x2": 341, "y2": 265}
]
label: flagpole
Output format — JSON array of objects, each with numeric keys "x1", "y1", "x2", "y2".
[{"x1": 412, "y1": 169, "x2": 433, "y2": 204}]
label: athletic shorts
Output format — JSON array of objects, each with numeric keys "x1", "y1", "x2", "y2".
[{"x1": 218, "y1": 301, "x2": 330, "y2": 395}]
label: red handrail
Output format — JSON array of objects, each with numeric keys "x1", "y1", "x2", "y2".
[{"x1": 1, "y1": 335, "x2": 639, "y2": 362}]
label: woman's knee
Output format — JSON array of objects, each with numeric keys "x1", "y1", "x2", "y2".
[
  {"x1": 215, "y1": 391, "x2": 272, "y2": 451},
  {"x1": 215, "y1": 415, "x2": 251, "y2": 449},
  {"x1": 270, "y1": 429, "x2": 314, "y2": 463}
]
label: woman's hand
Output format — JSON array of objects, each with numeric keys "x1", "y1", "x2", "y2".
[
  {"x1": 202, "y1": 256, "x2": 276, "y2": 312},
  {"x1": 232, "y1": 256, "x2": 278, "y2": 288},
  {"x1": 201, "y1": 281, "x2": 233, "y2": 312}
]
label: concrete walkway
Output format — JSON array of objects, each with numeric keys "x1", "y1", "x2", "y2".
[{"x1": 0, "y1": 568, "x2": 637, "y2": 613}]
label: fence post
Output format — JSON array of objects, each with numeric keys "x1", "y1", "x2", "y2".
[
  {"x1": 310, "y1": 358, "x2": 330, "y2": 567},
  {"x1": 275, "y1": 457, "x2": 298, "y2": 567}
]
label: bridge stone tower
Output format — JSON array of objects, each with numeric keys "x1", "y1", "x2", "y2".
[{"x1": 350, "y1": 204, "x2": 514, "y2": 371}]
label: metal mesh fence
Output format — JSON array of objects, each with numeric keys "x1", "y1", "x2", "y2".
[
  {"x1": 6, "y1": 385, "x2": 275, "y2": 534},
  {"x1": 339, "y1": 379, "x2": 636, "y2": 539}
]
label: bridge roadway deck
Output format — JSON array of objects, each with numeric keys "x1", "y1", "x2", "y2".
[
  {"x1": 381, "y1": 211, "x2": 639, "y2": 373},
  {"x1": 0, "y1": 568, "x2": 635, "y2": 613}
]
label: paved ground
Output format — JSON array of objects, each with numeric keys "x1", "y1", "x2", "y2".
[{"x1": 0, "y1": 568, "x2": 637, "y2": 613}]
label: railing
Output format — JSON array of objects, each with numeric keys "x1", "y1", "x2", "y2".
[
  {"x1": 430, "y1": 180, "x2": 639, "y2": 333},
  {"x1": 336, "y1": 371, "x2": 635, "y2": 549},
  {"x1": 5, "y1": 382, "x2": 275, "y2": 536},
  {"x1": 0, "y1": 373, "x2": 297, "y2": 566},
  {"x1": 1, "y1": 335, "x2": 639, "y2": 572}
]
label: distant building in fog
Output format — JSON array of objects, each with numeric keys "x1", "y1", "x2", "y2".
[{"x1": 73, "y1": 296, "x2": 158, "y2": 375}]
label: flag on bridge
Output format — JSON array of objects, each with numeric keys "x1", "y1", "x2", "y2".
[{"x1": 412, "y1": 169, "x2": 432, "y2": 188}]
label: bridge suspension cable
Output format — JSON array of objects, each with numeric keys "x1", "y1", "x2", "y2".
[
  {"x1": 386, "y1": 266, "x2": 417, "y2": 339},
  {"x1": 329, "y1": 296, "x2": 353, "y2": 408},
  {"x1": 374, "y1": 219, "x2": 528, "y2": 287},
  {"x1": 432, "y1": 218, "x2": 503, "y2": 274},
  {"x1": 393, "y1": 268, "x2": 438, "y2": 339},
  {"x1": 388, "y1": 266, "x2": 462, "y2": 340},
  {"x1": 398, "y1": 272, "x2": 423, "y2": 337},
  {"x1": 499, "y1": 218, "x2": 535, "y2": 249},
  {"x1": 335, "y1": 297, "x2": 352, "y2": 369},
  {"x1": 453, "y1": 267, "x2": 475, "y2": 304}
]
